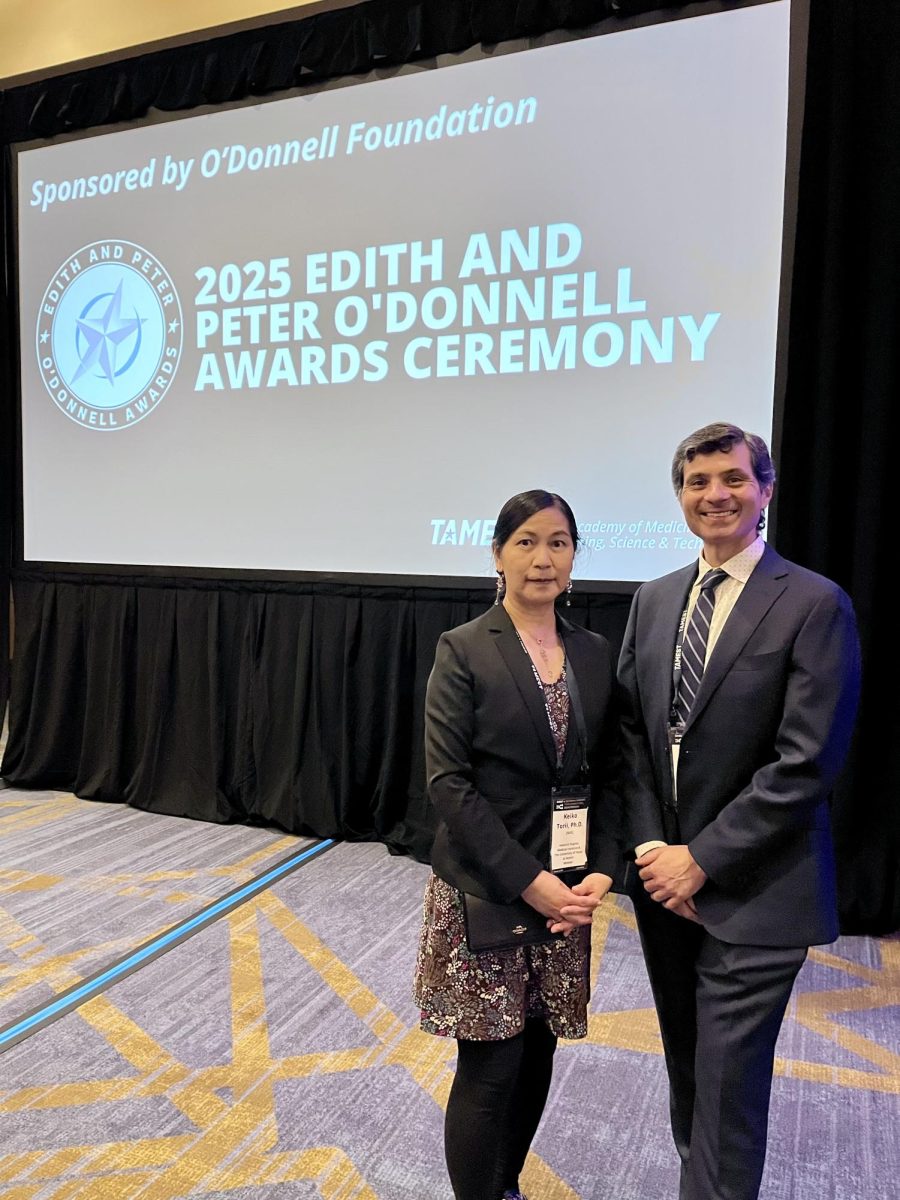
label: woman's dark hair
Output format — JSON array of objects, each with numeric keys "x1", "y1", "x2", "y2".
[{"x1": 492, "y1": 490, "x2": 579, "y2": 552}]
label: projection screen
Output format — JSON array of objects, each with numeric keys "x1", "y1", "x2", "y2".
[{"x1": 15, "y1": 0, "x2": 793, "y2": 582}]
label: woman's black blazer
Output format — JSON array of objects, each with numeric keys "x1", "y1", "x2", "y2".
[{"x1": 425, "y1": 603, "x2": 623, "y2": 903}]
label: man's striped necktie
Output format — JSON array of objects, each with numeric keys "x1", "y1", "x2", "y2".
[{"x1": 673, "y1": 568, "x2": 728, "y2": 726}]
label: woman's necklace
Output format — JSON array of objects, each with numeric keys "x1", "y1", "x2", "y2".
[
  {"x1": 532, "y1": 633, "x2": 553, "y2": 670},
  {"x1": 519, "y1": 627, "x2": 561, "y2": 674},
  {"x1": 503, "y1": 603, "x2": 561, "y2": 677}
]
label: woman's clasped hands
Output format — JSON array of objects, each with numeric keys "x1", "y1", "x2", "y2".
[{"x1": 522, "y1": 870, "x2": 614, "y2": 935}]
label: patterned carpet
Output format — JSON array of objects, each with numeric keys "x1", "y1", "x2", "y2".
[
  {"x1": 0, "y1": 781, "x2": 310, "y2": 1030},
  {"x1": 0, "y1": 788, "x2": 898, "y2": 1200}
]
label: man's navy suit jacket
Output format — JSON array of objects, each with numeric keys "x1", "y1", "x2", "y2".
[{"x1": 618, "y1": 543, "x2": 861, "y2": 947}]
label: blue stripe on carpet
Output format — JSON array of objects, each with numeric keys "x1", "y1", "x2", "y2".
[{"x1": 0, "y1": 837, "x2": 335, "y2": 1052}]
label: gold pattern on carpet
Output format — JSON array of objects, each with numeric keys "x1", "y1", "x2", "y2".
[{"x1": 0, "y1": 881, "x2": 897, "y2": 1199}]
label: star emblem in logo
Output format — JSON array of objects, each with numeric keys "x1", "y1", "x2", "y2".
[
  {"x1": 37, "y1": 239, "x2": 183, "y2": 430},
  {"x1": 73, "y1": 280, "x2": 145, "y2": 385}
]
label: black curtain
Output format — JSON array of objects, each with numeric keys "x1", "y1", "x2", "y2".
[
  {"x1": 777, "y1": 0, "x2": 900, "y2": 933},
  {"x1": 1, "y1": 91, "x2": 13, "y2": 718},
  {"x1": 0, "y1": 573, "x2": 631, "y2": 862},
  {"x1": 1, "y1": 0, "x2": 898, "y2": 932}
]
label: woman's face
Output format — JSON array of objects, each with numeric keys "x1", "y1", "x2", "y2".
[{"x1": 494, "y1": 505, "x2": 575, "y2": 609}]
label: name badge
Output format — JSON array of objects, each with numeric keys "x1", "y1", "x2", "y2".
[
  {"x1": 667, "y1": 722, "x2": 684, "y2": 807},
  {"x1": 550, "y1": 784, "x2": 590, "y2": 873}
]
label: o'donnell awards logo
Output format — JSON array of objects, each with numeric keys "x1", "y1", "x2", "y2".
[{"x1": 36, "y1": 240, "x2": 183, "y2": 430}]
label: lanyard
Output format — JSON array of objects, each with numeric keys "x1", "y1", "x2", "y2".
[
  {"x1": 670, "y1": 601, "x2": 691, "y2": 715},
  {"x1": 514, "y1": 631, "x2": 589, "y2": 776},
  {"x1": 564, "y1": 660, "x2": 590, "y2": 776}
]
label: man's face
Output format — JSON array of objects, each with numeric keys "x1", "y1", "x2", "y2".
[{"x1": 679, "y1": 440, "x2": 773, "y2": 564}]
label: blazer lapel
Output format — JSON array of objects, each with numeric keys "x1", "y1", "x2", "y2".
[
  {"x1": 489, "y1": 607, "x2": 558, "y2": 772},
  {"x1": 685, "y1": 546, "x2": 789, "y2": 730}
]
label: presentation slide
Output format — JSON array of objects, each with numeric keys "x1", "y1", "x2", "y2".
[{"x1": 16, "y1": 1, "x2": 790, "y2": 581}]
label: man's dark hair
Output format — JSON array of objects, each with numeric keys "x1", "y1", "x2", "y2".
[{"x1": 671, "y1": 422, "x2": 775, "y2": 533}]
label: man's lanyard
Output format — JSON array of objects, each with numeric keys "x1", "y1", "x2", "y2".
[{"x1": 670, "y1": 601, "x2": 691, "y2": 714}]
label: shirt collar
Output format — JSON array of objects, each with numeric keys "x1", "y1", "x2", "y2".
[{"x1": 697, "y1": 536, "x2": 766, "y2": 586}]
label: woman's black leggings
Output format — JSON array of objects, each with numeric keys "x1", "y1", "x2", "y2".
[{"x1": 444, "y1": 1018, "x2": 557, "y2": 1200}]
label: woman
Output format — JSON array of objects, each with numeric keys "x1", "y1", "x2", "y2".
[{"x1": 414, "y1": 489, "x2": 623, "y2": 1200}]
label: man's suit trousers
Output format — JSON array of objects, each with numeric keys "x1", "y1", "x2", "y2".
[{"x1": 632, "y1": 886, "x2": 806, "y2": 1200}]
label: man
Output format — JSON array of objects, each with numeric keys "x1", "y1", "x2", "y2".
[{"x1": 617, "y1": 422, "x2": 860, "y2": 1200}]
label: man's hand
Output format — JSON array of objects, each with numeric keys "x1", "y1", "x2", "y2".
[
  {"x1": 669, "y1": 898, "x2": 703, "y2": 923},
  {"x1": 636, "y1": 845, "x2": 706, "y2": 909}
]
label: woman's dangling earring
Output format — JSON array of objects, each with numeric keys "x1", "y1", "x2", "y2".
[
  {"x1": 565, "y1": 580, "x2": 573, "y2": 607},
  {"x1": 495, "y1": 572, "x2": 505, "y2": 605}
]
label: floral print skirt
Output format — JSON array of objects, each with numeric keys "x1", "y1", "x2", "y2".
[{"x1": 413, "y1": 873, "x2": 591, "y2": 1041}]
